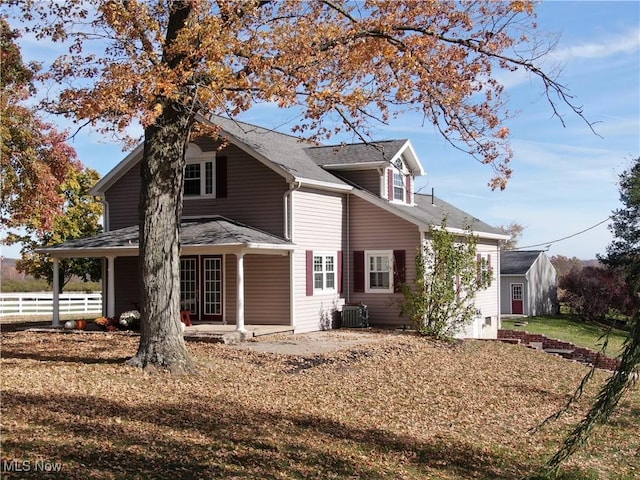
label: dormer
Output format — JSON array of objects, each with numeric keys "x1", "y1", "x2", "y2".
[
  {"x1": 386, "y1": 154, "x2": 414, "y2": 205},
  {"x1": 305, "y1": 139, "x2": 424, "y2": 205}
]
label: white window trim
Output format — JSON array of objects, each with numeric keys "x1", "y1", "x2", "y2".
[
  {"x1": 365, "y1": 250, "x2": 394, "y2": 293},
  {"x1": 388, "y1": 157, "x2": 410, "y2": 205},
  {"x1": 184, "y1": 148, "x2": 216, "y2": 199},
  {"x1": 313, "y1": 252, "x2": 337, "y2": 294}
]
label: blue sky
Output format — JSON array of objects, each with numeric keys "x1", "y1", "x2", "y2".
[{"x1": 2, "y1": 1, "x2": 639, "y2": 260}]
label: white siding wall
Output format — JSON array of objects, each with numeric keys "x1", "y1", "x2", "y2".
[
  {"x1": 458, "y1": 240, "x2": 501, "y2": 339},
  {"x1": 292, "y1": 188, "x2": 346, "y2": 333}
]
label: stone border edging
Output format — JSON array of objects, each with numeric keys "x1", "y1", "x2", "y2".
[{"x1": 498, "y1": 329, "x2": 620, "y2": 371}]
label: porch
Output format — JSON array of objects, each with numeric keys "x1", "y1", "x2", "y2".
[{"x1": 38, "y1": 217, "x2": 296, "y2": 333}]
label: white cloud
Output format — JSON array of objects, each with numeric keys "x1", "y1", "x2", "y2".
[{"x1": 550, "y1": 27, "x2": 640, "y2": 62}]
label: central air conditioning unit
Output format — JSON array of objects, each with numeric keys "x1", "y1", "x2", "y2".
[{"x1": 341, "y1": 304, "x2": 369, "y2": 328}]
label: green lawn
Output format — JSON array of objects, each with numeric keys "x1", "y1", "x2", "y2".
[{"x1": 501, "y1": 315, "x2": 629, "y2": 356}]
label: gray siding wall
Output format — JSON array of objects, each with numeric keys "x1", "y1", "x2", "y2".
[
  {"x1": 114, "y1": 257, "x2": 139, "y2": 315},
  {"x1": 104, "y1": 164, "x2": 141, "y2": 229},
  {"x1": 222, "y1": 253, "x2": 290, "y2": 325},
  {"x1": 527, "y1": 255, "x2": 558, "y2": 316},
  {"x1": 500, "y1": 275, "x2": 526, "y2": 315},
  {"x1": 112, "y1": 253, "x2": 289, "y2": 325},
  {"x1": 104, "y1": 143, "x2": 288, "y2": 237},
  {"x1": 292, "y1": 188, "x2": 346, "y2": 333},
  {"x1": 347, "y1": 196, "x2": 420, "y2": 327},
  {"x1": 337, "y1": 169, "x2": 381, "y2": 195},
  {"x1": 182, "y1": 144, "x2": 287, "y2": 236}
]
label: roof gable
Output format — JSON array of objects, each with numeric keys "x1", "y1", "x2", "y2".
[{"x1": 500, "y1": 251, "x2": 544, "y2": 275}]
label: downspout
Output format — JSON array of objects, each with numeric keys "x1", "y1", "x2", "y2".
[
  {"x1": 496, "y1": 243, "x2": 501, "y2": 331},
  {"x1": 283, "y1": 181, "x2": 301, "y2": 241},
  {"x1": 99, "y1": 197, "x2": 110, "y2": 232},
  {"x1": 346, "y1": 193, "x2": 350, "y2": 303},
  {"x1": 284, "y1": 181, "x2": 301, "y2": 332},
  {"x1": 377, "y1": 166, "x2": 386, "y2": 199}
]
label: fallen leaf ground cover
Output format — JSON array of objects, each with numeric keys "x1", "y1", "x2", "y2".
[{"x1": 1, "y1": 331, "x2": 638, "y2": 479}]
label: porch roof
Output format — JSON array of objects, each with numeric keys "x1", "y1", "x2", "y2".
[{"x1": 38, "y1": 217, "x2": 295, "y2": 258}]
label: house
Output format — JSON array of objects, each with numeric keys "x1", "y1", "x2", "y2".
[
  {"x1": 42, "y1": 115, "x2": 508, "y2": 338},
  {"x1": 500, "y1": 250, "x2": 558, "y2": 316}
]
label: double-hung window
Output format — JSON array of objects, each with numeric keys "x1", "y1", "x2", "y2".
[
  {"x1": 184, "y1": 160, "x2": 214, "y2": 197},
  {"x1": 390, "y1": 156, "x2": 409, "y2": 203},
  {"x1": 393, "y1": 171, "x2": 405, "y2": 202},
  {"x1": 184, "y1": 143, "x2": 216, "y2": 198},
  {"x1": 366, "y1": 251, "x2": 393, "y2": 293},
  {"x1": 313, "y1": 253, "x2": 336, "y2": 292},
  {"x1": 477, "y1": 253, "x2": 493, "y2": 287}
]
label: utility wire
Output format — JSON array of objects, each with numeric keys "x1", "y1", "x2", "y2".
[{"x1": 513, "y1": 217, "x2": 612, "y2": 251}]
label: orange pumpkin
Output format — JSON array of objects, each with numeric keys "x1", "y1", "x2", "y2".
[{"x1": 76, "y1": 319, "x2": 87, "y2": 330}]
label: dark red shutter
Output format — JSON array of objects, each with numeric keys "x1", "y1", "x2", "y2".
[
  {"x1": 405, "y1": 174, "x2": 412, "y2": 204},
  {"x1": 306, "y1": 251, "x2": 313, "y2": 296},
  {"x1": 387, "y1": 169, "x2": 394, "y2": 200},
  {"x1": 337, "y1": 251, "x2": 343, "y2": 294},
  {"x1": 393, "y1": 250, "x2": 406, "y2": 293},
  {"x1": 216, "y1": 156, "x2": 227, "y2": 198},
  {"x1": 353, "y1": 251, "x2": 365, "y2": 293}
]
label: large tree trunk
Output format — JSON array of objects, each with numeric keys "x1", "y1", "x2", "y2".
[{"x1": 126, "y1": 105, "x2": 197, "y2": 374}]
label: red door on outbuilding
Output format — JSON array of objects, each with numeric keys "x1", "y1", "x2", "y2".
[{"x1": 511, "y1": 283, "x2": 524, "y2": 314}]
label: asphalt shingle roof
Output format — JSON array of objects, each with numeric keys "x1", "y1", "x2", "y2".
[
  {"x1": 43, "y1": 218, "x2": 292, "y2": 252},
  {"x1": 210, "y1": 115, "x2": 348, "y2": 186},
  {"x1": 500, "y1": 251, "x2": 543, "y2": 275},
  {"x1": 305, "y1": 140, "x2": 408, "y2": 166}
]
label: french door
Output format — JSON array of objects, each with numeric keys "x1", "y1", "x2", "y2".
[
  {"x1": 179, "y1": 255, "x2": 223, "y2": 321},
  {"x1": 201, "y1": 256, "x2": 223, "y2": 321}
]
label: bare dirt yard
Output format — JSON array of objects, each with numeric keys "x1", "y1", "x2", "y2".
[{"x1": 1, "y1": 329, "x2": 638, "y2": 479}]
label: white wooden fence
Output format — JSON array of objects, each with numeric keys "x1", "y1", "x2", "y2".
[{"x1": 0, "y1": 292, "x2": 102, "y2": 317}]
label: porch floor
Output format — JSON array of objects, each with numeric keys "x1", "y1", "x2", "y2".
[{"x1": 184, "y1": 323, "x2": 294, "y2": 340}]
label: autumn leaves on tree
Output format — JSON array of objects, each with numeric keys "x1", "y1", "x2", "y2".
[
  {"x1": 0, "y1": 18, "x2": 79, "y2": 232},
  {"x1": 1, "y1": 18, "x2": 103, "y2": 291}
]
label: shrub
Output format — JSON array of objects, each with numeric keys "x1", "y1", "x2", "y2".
[{"x1": 559, "y1": 266, "x2": 634, "y2": 321}]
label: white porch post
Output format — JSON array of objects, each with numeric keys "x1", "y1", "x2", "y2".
[
  {"x1": 106, "y1": 256, "x2": 116, "y2": 318},
  {"x1": 236, "y1": 251, "x2": 246, "y2": 332},
  {"x1": 52, "y1": 257, "x2": 60, "y2": 327}
]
